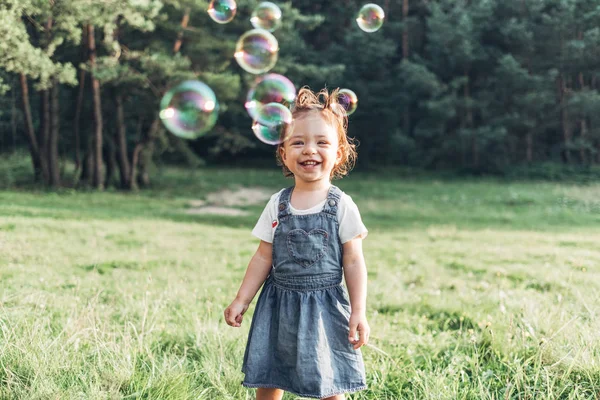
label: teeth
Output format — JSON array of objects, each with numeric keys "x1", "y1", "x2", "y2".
[{"x1": 303, "y1": 161, "x2": 317, "y2": 165}]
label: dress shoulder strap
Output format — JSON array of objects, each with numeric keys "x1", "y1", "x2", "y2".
[
  {"x1": 277, "y1": 186, "x2": 294, "y2": 219},
  {"x1": 322, "y1": 185, "x2": 342, "y2": 217}
]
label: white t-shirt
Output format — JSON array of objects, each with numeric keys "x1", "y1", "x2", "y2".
[{"x1": 252, "y1": 188, "x2": 368, "y2": 244}]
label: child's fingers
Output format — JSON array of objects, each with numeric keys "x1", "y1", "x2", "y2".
[
  {"x1": 360, "y1": 324, "x2": 370, "y2": 344},
  {"x1": 348, "y1": 324, "x2": 358, "y2": 344},
  {"x1": 224, "y1": 308, "x2": 239, "y2": 327},
  {"x1": 353, "y1": 331, "x2": 366, "y2": 349},
  {"x1": 351, "y1": 325, "x2": 370, "y2": 349}
]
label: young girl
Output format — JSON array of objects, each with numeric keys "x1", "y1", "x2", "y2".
[{"x1": 224, "y1": 87, "x2": 370, "y2": 400}]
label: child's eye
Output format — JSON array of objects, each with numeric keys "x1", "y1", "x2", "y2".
[
  {"x1": 292, "y1": 141, "x2": 303, "y2": 145},
  {"x1": 318, "y1": 141, "x2": 328, "y2": 145}
]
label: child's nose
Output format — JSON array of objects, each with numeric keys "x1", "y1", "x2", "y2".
[{"x1": 302, "y1": 144, "x2": 317, "y2": 154}]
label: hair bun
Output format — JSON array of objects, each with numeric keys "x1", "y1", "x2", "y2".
[
  {"x1": 294, "y1": 87, "x2": 322, "y2": 110},
  {"x1": 292, "y1": 87, "x2": 348, "y2": 117}
]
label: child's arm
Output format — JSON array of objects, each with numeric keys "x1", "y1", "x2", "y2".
[
  {"x1": 342, "y1": 238, "x2": 370, "y2": 349},
  {"x1": 224, "y1": 240, "x2": 273, "y2": 327}
]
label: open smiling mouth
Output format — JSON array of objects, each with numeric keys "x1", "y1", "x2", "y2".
[{"x1": 300, "y1": 161, "x2": 321, "y2": 167}]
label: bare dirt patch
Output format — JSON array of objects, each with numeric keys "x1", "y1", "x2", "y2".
[
  {"x1": 186, "y1": 206, "x2": 250, "y2": 216},
  {"x1": 186, "y1": 186, "x2": 273, "y2": 216}
]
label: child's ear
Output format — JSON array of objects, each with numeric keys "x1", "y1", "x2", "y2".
[
  {"x1": 280, "y1": 146, "x2": 287, "y2": 162},
  {"x1": 336, "y1": 146, "x2": 343, "y2": 164}
]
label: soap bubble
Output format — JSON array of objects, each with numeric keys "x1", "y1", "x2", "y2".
[
  {"x1": 356, "y1": 3, "x2": 385, "y2": 33},
  {"x1": 159, "y1": 80, "x2": 219, "y2": 139},
  {"x1": 208, "y1": 0, "x2": 237, "y2": 24},
  {"x1": 338, "y1": 88, "x2": 358, "y2": 116},
  {"x1": 234, "y1": 29, "x2": 279, "y2": 74},
  {"x1": 252, "y1": 102, "x2": 292, "y2": 145},
  {"x1": 251, "y1": 2, "x2": 282, "y2": 32},
  {"x1": 245, "y1": 73, "x2": 296, "y2": 120}
]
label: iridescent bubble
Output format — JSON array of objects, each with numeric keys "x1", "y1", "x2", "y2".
[
  {"x1": 159, "y1": 80, "x2": 219, "y2": 139},
  {"x1": 252, "y1": 102, "x2": 292, "y2": 145},
  {"x1": 208, "y1": 0, "x2": 237, "y2": 24},
  {"x1": 250, "y1": 2, "x2": 282, "y2": 32},
  {"x1": 356, "y1": 3, "x2": 385, "y2": 33},
  {"x1": 338, "y1": 88, "x2": 358, "y2": 116},
  {"x1": 245, "y1": 74, "x2": 296, "y2": 120},
  {"x1": 234, "y1": 29, "x2": 279, "y2": 74}
]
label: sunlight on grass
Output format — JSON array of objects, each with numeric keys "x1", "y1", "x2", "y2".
[{"x1": 1, "y1": 166, "x2": 600, "y2": 398}]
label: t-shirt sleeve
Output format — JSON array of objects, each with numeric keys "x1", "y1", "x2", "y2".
[
  {"x1": 251, "y1": 191, "x2": 281, "y2": 243},
  {"x1": 338, "y1": 193, "x2": 368, "y2": 244}
]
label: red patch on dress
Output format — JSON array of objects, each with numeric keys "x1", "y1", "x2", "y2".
[{"x1": 272, "y1": 220, "x2": 278, "y2": 228}]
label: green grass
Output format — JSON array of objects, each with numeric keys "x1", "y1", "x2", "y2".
[{"x1": 1, "y1": 160, "x2": 600, "y2": 399}]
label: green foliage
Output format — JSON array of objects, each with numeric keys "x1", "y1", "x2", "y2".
[
  {"x1": 0, "y1": 1, "x2": 77, "y2": 89},
  {"x1": 4, "y1": 0, "x2": 600, "y2": 187},
  {"x1": 0, "y1": 150, "x2": 36, "y2": 187}
]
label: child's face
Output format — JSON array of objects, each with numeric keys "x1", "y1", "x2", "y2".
[{"x1": 280, "y1": 112, "x2": 341, "y2": 186}]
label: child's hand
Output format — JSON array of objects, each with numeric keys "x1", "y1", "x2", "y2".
[
  {"x1": 348, "y1": 312, "x2": 370, "y2": 350},
  {"x1": 224, "y1": 299, "x2": 249, "y2": 328}
]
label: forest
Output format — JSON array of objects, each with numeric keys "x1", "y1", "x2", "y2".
[{"x1": 2, "y1": 0, "x2": 600, "y2": 189}]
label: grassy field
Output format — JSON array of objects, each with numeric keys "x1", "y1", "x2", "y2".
[{"x1": 1, "y1": 159, "x2": 600, "y2": 399}]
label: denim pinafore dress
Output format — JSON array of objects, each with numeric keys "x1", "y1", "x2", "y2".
[{"x1": 241, "y1": 185, "x2": 367, "y2": 399}]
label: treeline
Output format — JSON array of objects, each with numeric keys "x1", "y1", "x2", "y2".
[{"x1": 1, "y1": 0, "x2": 600, "y2": 189}]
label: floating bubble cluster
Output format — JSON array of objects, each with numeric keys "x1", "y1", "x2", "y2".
[
  {"x1": 234, "y1": 29, "x2": 279, "y2": 74},
  {"x1": 245, "y1": 74, "x2": 296, "y2": 120},
  {"x1": 252, "y1": 102, "x2": 293, "y2": 145},
  {"x1": 207, "y1": 0, "x2": 237, "y2": 24},
  {"x1": 159, "y1": 81, "x2": 219, "y2": 139},
  {"x1": 251, "y1": 2, "x2": 282, "y2": 32},
  {"x1": 338, "y1": 88, "x2": 358, "y2": 116},
  {"x1": 356, "y1": 3, "x2": 385, "y2": 33},
  {"x1": 158, "y1": 3, "x2": 378, "y2": 146}
]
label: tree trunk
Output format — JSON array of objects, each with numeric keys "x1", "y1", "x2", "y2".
[
  {"x1": 72, "y1": 28, "x2": 87, "y2": 184},
  {"x1": 39, "y1": 16, "x2": 54, "y2": 184},
  {"x1": 173, "y1": 8, "x2": 191, "y2": 53},
  {"x1": 10, "y1": 82, "x2": 17, "y2": 152},
  {"x1": 508, "y1": 135, "x2": 517, "y2": 163},
  {"x1": 558, "y1": 75, "x2": 571, "y2": 163},
  {"x1": 129, "y1": 144, "x2": 143, "y2": 191},
  {"x1": 140, "y1": 123, "x2": 160, "y2": 187},
  {"x1": 130, "y1": 118, "x2": 160, "y2": 190},
  {"x1": 88, "y1": 24, "x2": 104, "y2": 189},
  {"x1": 109, "y1": 22, "x2": 132, "y2": 190},
  {"x1": 40, "y1": 89, "x2": 51, "y2": 183},
  {"x1": 19, "y1": 74, "x2": 43, "y2": 181},
  {"x1": 465, "y1": 69, "x2": 478, "y2": 168},
  {"x1": 578, "y1": 71, "x2": 587, "y2": 164},
  {"x1": 133, "y1": 126, "x2": 160, "y2": 188},
  {"x1": 459, "y1": 106, "x2": 467, "y2": 168},
  {"x1": 80, "y1": 138, "x2": 94, "y2": 186},
  {"x1": 73, "y1": 61, "x2": 86, "y2": 175},
  {"x1": 402, "y1": 0, "x2": 410, "y2": 138},
  {"x1": 525, "y1": 133, "x2": 533, "y2": 163},
  {"x1": 593, "y1": 76, "x2": 600, "y2": 164},
  {"x1": 522, "y1": 0, "x2": 533, "y2": 164},
  {"x1": 115, "y1": 94, "x2": 131, "y2": 188},
  {"x1": 402, "y1": 0, "x2": 409, "y2": 57},
  {"x1": 104, "y1": 135, "x2": 117, "y2": 188},
  {"x1": 48, "y1": 79, "x2": 60, "y2": 186}
]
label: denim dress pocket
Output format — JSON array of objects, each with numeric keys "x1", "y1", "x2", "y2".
[{"x1": 286, "y1": 228, "x2": 329, "y2": 268}]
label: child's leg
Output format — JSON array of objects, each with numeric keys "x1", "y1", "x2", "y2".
[
  {"x1": 256, "y1": 388, "x2": 284, "y2": 400},
  {"x1": 321, "y1": 395, "x2": 345, "y2": 400}
]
